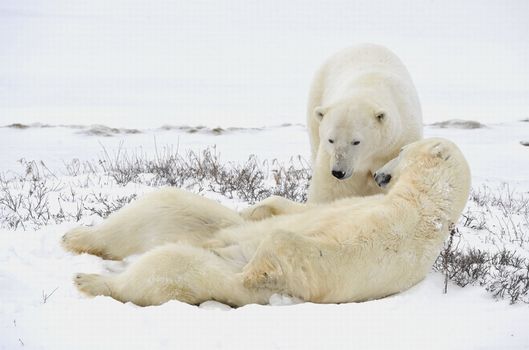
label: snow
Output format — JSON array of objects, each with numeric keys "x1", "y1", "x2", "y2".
[
  {"x1": 1, "y1": 122, "x2": 528, "y2": 187},
  {"x1": 1, "y1": 1, "x2": 529, "y2": 346},
  {"x1": 1, "y1": 223, "x2": 528, "y2": 349},
  {"x1": 0, "y1": 122, "x2": 528, "y2": 349}
]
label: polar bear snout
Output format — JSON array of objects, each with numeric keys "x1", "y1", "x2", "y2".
[
  {"x1": 374, "y1": 172, "x2": 392, "y2": 188},
  {"x1": 330, "y1": 159, "x2": 353, "y2": 180},
  {"x1": 330, "y1": 155, "x2": 353, "y2": 180}
]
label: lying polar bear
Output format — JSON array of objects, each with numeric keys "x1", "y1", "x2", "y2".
[{"x1": 66, "y1": 138, "x2": 470, "y2": 307}]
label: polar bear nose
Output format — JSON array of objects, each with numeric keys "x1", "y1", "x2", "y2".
[{"x1": 332, "y1": 170, "x2": 346, "y2": 179}]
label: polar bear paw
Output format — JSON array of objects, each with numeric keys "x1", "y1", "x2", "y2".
[
  {"x1": 62, "y1": 227, "x2": 94, "y2": 254},
  {"x1": 62, "y1": 227, "x2": 116, "y2": 260},
  {"x1": 74, "y1": 273, "x2": 113, "y2": 297},
  {"x1": 242, "y1": 257, "x2": 285, "y2": 291}
]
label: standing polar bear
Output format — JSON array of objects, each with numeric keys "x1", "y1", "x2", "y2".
[
  {"x1": 307, "y1": 43, "x2": 423, "y2": 201},
  {"x1": 242, "y1": 44, "x2": 423, "y2": 220},
  {"x1": 69, "y1": 138, "x2": 470, "y2": 307}
]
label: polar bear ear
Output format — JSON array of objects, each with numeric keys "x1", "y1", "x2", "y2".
[
  {"x1": 430, "y1": 142, "x2": 451, "y2": 160},
  {"x1": 313, "y1": 106, "x2": 327, "y2": 122}
]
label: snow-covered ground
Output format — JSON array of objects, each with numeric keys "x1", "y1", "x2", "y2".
[
  {"x1": 1, "y1": 121, "x2": 528, "y2": 187},
  {"x1": 1, "y1": 121, "x2": 528, "y2": 349}
]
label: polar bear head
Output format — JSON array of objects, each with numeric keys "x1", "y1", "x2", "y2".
[
  {"x1": 314, "y1": 94, "x2": 402, "y2": 180},
  {"x1": 373, "y1": 137, "x2": 471, "y2": 222}
]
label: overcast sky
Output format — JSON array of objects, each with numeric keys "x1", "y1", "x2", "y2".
[{"x1": 1, "y1": 0, "x2": 528, "y2": 128}]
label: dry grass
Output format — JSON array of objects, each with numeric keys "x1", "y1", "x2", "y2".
[{"x1": 435, "y1": 184, "x2": 529, "y2": 303}]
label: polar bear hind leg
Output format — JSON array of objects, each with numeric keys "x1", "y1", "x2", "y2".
[
  {"x1": 62, "y1": 188, "x2": 244, "y2": 260},
  {"x1": 75, "y1": 243, "x2": 271, "y2": 307}
]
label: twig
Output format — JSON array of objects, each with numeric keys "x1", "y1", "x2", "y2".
[
  {"x1": 443, "y1": 223, "x2": 457, "y2": 294},
  {"x1": 42, "y1": 287, "x2": 59, "y2": 304}
]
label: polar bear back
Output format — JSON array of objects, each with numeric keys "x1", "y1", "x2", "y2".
[{"x1": 320, "y1": 44, "x2": 413, "y2": 103}]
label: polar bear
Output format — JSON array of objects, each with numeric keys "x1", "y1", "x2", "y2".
[
  {"x1": 307, "y1": 44, "x2": 423, "y2": 200},
  {"x1": 72, "y1": 138, "x2": 470, "y2": 307},
  {"x1": 241, "y1": 44, "x2": 423, "y2": 220}
]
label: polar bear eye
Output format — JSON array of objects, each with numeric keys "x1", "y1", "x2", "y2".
[
  {"x1": 328, "y1": 139, "x2": 334, "y2": 144},
  {"x1": 351, "y1": 140, "x2": 360, "y2": 146}
]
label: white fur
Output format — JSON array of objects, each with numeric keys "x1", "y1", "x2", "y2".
[
  {"x1": 68, "y1": 138, "x2": 470, "y2": 307},
  {"x1": 306, "y1": 43, "x2": 423, "y2": 202},
  {"x1": 62, "y1": 188, "x2": 244, "y2": 260}
]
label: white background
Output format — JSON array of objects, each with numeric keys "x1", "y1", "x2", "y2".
[{"x1": 1, "y1": 0, "x2": 528, "y2": 128}]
